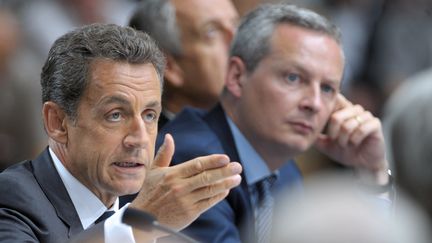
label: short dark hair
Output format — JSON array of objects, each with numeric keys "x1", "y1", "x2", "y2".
[
  {"x1": 231, "y1": 4, "x2": 342, "y2": 72},
  {"x1": 41, "y1": 23, "x2": 166, "y2": 120}
]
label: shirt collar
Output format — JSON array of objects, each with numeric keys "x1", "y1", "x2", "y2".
[
  {"x1": 49, "y1": 148, "x2": 119, "y2": 229},
  {"x1": 226, "y1": 116, "x2": 273, "y2": 186}
]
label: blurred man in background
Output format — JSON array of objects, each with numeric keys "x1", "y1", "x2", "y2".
[{"x1": 129, "y1": 0, "x2": 238, "y2": 128}]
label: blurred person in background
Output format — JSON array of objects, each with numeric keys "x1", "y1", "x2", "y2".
[
  {"x1": 129, "y1": 0, "x2": 238, "y2": 129},
  {"x1": 384, "y1": 68, "x2": 432, "y2": 222},
  {"x1": 272, "y1": 173, "x2": 431, "y2": 243},
  {"x1": 363, "y1": 0, "x2": 432, "y2": 113},
  {"x1": 231, "y1": 0, "x2": 263, "y2": 16},
  {"x1": 324, "y1": 0, "x2": 386, "y2": 113},
  {"x1": 19, "y1": 0, "x2": 136, "y2": 58},
  {"x1": 157, "y1": 4, "x2": 392, "y2": 242},
  {"x1": 0, "y1": 7, "x2": 46, "y2": 170}
]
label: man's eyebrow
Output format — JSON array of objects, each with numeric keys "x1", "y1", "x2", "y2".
[
  {"x1": 290, "y1": 62, "x2": 341, "y2": 86},
  {"x1": 99, "y1": 95, "x2": 130, "y2": 107},
  {"x1": 146, "y1": 100, "x2": 161, "y2": 109},
  {"x1": 98, "y1": 96, "x2": 161, "y2": 110}
]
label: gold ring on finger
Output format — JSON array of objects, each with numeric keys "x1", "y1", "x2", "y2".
[{"x1": 354, "y1": 115, "x2": 362, "y2": 124}]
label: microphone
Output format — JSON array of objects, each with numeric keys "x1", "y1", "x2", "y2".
[{"x1": 122, "y1": 207, "x2": 199, "y2": 243}]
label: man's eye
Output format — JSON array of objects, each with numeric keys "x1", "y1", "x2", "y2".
[
  {"x1": 107, "y1": 112, "x2": 122, "y2": 122},
  {"x1": 285, "y1": 73, "x2": 300, "y2": 83},
  {"x1": 144, "y1": 112, "x2": 157, "y2": 123},
  {"x1": 206, "y1": 27, "x2": 218, "y2": 37},
  {"x1": 203, "y1": 24, "x2": 221, "y2": 40},
  {"x1": 321, "y1": 84, "x2": 335, "y2": 94}
]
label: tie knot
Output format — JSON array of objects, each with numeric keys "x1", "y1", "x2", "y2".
[
  {"x1": 94, "y1": 210, "x2": 115, "y2": 225},
  {"x1": 256, "y1": 174, "x2": 276, "y2": 204},
  {"x1": 258, "y1": 174, "x2": 276, "y2": 191}
]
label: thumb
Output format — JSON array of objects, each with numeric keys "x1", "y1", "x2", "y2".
[{"x1": 153, "y1": 133, "x2": 175, "y2": 168}]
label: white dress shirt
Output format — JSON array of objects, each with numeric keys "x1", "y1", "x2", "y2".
[{"x1": 49, "y1": 148, "x2": 135, "y2": 242}]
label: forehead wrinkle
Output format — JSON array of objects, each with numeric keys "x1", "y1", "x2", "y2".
[
  {"x1": 146, "y1": 100, "x2": 161, "y2": 109},
  {"x1": 267, "y1": 35, "x2": 343, "y2": 87},
  {"x1": 106, "y1": 80, "x2": 160, "y2": 92},
  {"x1": 98, "y1": 95, "x2": 131, "y2": 107},
  {"x1": 98, "y1": 95, "x2": 161, "y2": 109},
  {"x1": 99, "y1": 95, "x2": 161, "y2": 114},
  {"x1": 90, "y1": 61, "x2": 161, "y2": 93},
  {"x1": 291, "y1": 61, "x2": 341, "y2": 86}
]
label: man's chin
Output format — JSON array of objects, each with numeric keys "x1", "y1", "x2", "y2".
[{"x1": 115, "y1": 180, "x2": 143, "y2": 196}]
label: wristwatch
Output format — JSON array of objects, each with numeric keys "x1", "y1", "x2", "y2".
[{"x1": 362, "y1": 169, "x2": 394, "y2": 194}]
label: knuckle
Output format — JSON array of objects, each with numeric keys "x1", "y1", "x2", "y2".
[
  {"x1": 205, "y1": 185, "x2": 216, "y2": 195},
  {"x1": 200, "y1": 171, "x2": 211, "y2": 185},
  {"x1": 193, "y1": 158, "x2": 204, "y2": 173},
  {"x1": 199, "y1": 195, "x2": 220, "y2": 212},
  {"x1": 171, "y1": 184, "x2": 184, "y2": 196},
  {"x1": 373, "y1": 117, "x2": 382, "y2": 128},
  {"x1": 223, "y1": 177, "x2": 234, "y2": 188},
  {"x1": 163, "y1": 171, "x2": 176, "y2": 182},
  {"x1": 373, "y1": 117, "x2": 380, "y2": 124},
  {"x1": 357, "y1": 126, "x2": 366, "y2": 135},
  {"x1": 341, "y1": 122, "x2": 351, "y2": 132},
  {"x1": 329, "y1": 113, "x2": 339, "y2": 123},
  {"x1": 354, "y1": 104, "x2": 364, "y2": 112}
]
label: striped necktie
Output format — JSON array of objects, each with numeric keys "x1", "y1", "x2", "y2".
[{"x1": 255, "y1": 175, "x2": 276, "y2": 243}]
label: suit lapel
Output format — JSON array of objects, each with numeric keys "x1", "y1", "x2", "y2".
[
  {"x1": 204, "y1": 104, "x2": 240, "y2": 162},
  {"x1": 32, "y1": 148, "x2": 83, "y2": 237},
  {"x1": 204, "y1": 104, "x2": 257, "y2": 242}
]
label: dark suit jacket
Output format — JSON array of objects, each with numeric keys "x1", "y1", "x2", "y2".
[
  {"x1": 156, "y1": 104, "x2": 303, "y2": 243},
  {"x1": 0, "y1": 149, "x2": 101, "y2": 243},
  {"x1": 158, "y1": 111, "x2": 170, "y2": 131}
]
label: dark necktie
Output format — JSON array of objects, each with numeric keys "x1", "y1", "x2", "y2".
[
  {"x1": 94, "y1": 210, "x2": 115, "y2": 225},
  {"x1": 256, "y1": 175, "x2": 276, "y2": 243}
]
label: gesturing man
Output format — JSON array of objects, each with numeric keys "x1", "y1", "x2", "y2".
[{"x1": 0, "y1": 23, "x2": 242, "y2": 242}]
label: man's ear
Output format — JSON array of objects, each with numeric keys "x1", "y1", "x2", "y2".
[
  {"x1": 42, "y1": 101, "x2": 69, "y2": 144},
  {"x1": 225, "y1": 56, "x2": 247, "y2": 98},
  {"x1": 164, "y1": 54, "x2": 184, "y2": 88}
]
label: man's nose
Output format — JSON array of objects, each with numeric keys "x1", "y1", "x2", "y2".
[
  {"x1": 299, "y1": 84, "x2": 322, "y2": 113},
  {"x1": 123, "y1": 117, "x2": 149, "y2": 149}
]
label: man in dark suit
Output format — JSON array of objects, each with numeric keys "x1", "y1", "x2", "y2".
[
  {"x1": 157, "y1": 4, "x2": 392, "y2": 243},
  {"x1": 0, "y1": 23, "x2": 242, "y2": 242}
]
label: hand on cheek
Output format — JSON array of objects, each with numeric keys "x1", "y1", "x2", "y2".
[{"x1": 315, "y1": 94, "x2": 388, "y2": 178}]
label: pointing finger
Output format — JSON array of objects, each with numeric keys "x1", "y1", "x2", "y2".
[
  {"x1": 174, "y1": 154, "x2": 233, "y2": 178},
  {"x1": 186, "y1": 162, "x2": 242, "y2": 191}
]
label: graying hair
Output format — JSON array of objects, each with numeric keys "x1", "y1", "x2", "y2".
[
  {"x1": 129, "y1": 0, "x2": 183, "y2": 57},
  {"x1": 231, "y1": 4, "x2": 342, "y2": 72},
  {"x1": 41, "y1": 23, "x2": 166, "y2": 120}
]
